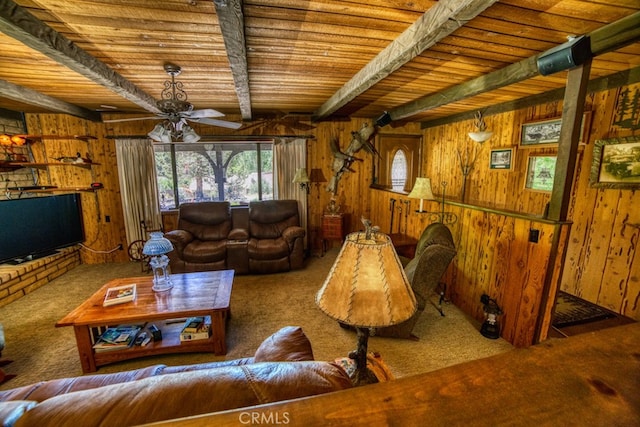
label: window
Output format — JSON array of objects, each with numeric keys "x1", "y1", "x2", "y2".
[
  {"x1": 153, "y1": 142, "x2": 273, "y2": 210},
  {"x1": 391, "y1": 149, "x2": 408, "y2": 191},
  {"x1": 372, "y1": 134, "x2": 422, "y2": 193}
]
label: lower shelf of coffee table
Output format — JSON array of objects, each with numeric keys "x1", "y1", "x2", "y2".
[{"x1": 90, "y1": 319, "x2": 222, "y2": 368}]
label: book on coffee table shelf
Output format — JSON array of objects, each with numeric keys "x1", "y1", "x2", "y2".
[
  {"x1": 180, "y1": 316, "x2": 211, "y2": 342},
  {"x1": 103, "y1": 283, "x2": 137, "y2": 307},
  {"x1": 93, "y1": 325, "x2": 142, "y2": 352},
  {"x1": 182, "y1": 316, "x2": 205, "y2": 333}
]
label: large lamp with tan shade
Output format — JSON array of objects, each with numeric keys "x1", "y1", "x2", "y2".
[{"x1": 316, "y1": 224, "x2": 416, "y2": 385}]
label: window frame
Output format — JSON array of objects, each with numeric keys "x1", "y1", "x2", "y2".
[
  {"x1": 153, "y1": 140, "x2": 273, "y2": 210},
  {"x1": 371, "y1": 134, "x2": 422, "y2": 194}
]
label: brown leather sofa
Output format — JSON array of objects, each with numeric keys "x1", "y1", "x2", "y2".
[
  {"x1": 247, "y1": 200, "x2": 306, "y2": 274},
  {"x1": 165, "y1": 200, "x2": 305, "y2": 275},
  {"x1": 0, "y1": 327, "x2": 351, "y2": 427}
]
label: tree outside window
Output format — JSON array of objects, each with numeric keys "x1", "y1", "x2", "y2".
[{"x1": 153, "y1": 142, "x2": 273, "y2": 209}]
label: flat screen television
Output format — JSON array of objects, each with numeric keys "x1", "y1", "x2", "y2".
[{"x1": 0, "y1": 193, "x2": 85, "y2": 265}]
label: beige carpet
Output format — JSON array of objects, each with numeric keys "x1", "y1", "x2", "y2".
[{"x1": 0, "y1": 249, "x2": 513, "y2": 390}]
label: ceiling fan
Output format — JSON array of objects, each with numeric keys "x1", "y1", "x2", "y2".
[{"x1": 104, "y1": 63, "x2": 241, "y2": 142}]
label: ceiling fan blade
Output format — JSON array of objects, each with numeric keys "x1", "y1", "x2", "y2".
[
  {"x1": 185, "y1": 109, "x2": 225, "y2": 119},
  {"x1": 103, "y1": 116, "x2": 162, "y2": 123},
  {"x1": 191, "y1": 117, "x2": 242, "y2": 130}
]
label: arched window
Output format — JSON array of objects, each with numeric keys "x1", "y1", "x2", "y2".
[
  {"x1": 391, "y1": 149, "x2": 407, "y2": 191},
  {"x1": 372, "y1": 134, "x2": 422, "y2": 193}
]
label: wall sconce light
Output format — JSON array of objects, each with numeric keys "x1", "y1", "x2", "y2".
[
  {"x1": 468, "y1": 111, "x2": 493, "y2": 143},
  {"x1": 408, "y1": 178, "x2": 457, "y2": 224},
  {"x1": 292, "y1": 168, "x2": 310, "y2": 193}
]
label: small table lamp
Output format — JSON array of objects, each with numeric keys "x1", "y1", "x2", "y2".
[
  {"x1": 143, "y1": 232, "x2": 174, "y2": 292},
  {"x1": 316, "y1": 226, "x2": 416, "y2": 386},
  {"x1": 407, "y1": 177, "x2": 436, "y2": 212}
]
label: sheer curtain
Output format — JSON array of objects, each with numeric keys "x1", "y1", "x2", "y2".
[
  {"x1": 115, "y1": 138, "x2": 163, "y2": 245},
  {"x1": 273, "y1": 137, "x2": 308, "y2": 246}
]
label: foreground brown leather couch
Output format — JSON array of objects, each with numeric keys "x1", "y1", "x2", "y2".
[
  {"x1": 166, "y1": 200, "x2": 305, "y2": 274},
  {"x1": 0, "y1": 327, "x2": 351, "y2": 427}
]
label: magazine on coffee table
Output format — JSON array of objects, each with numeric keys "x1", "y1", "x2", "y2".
[{"x1": 103, "y1": 283, "x2": 136, "y2": 307}]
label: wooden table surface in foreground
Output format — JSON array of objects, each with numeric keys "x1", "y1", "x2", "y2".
[{"x1": 56, "y1": 270, "x2": 234, "y2": 373}]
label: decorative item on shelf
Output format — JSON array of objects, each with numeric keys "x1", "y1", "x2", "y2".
[
  {"x1": 316, "y1": 222, "x2": 416, "y2": 386},
  {"x1": 408, "y1": 178, "x2": 457, "y2": 224},
  {"x1": 325, "y1": 197, "x2": 341, "y2": 215},
  {"x1": 142, "y1": 232, "x2": 174, "y2": 292},
  {"x1": 407, "y1": 177, "x2": 435, "y2": 212},
  {"x1": 480, "y1": 294, "x2": 503, "y2": 339},
  {"x1": 0, "y1": 134, "x2": 27, "y2": 146},
  {"x1": 292, "y1": 168, "x2": 310, "y2": 193},
  {"x1": 309, "y1": 168, "x2": 327, "y2": 191}
]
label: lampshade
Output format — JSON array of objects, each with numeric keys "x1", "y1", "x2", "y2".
[
  {"x1": 181, "y1": 124, "x2": 201, "y2": 143},
  {"x1": 316, "y1": 231, "x2": 416, "y2": 328},
  {"x1": 407, "y1": 177, "x2": 436, "y2": 201},
  {"x1": 142, "y1": 232, "x2": 174, "y2": 256},
  {"x1": 148, "y1": 123, "x2": 172, "y2": 143},
  {"x1": 292, "y1": 168, "x2": 310, "y2": 184},
  {"x1": 309, "y1": 168, "x2": 327, "y2": 183},
  {"x1": 468, "y1": 130, "x2": 493, "y2": 143}
]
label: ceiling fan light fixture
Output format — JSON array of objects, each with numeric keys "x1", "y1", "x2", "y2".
[
  {"x1": 148, "y1": 123, "x2": 172, "y2": 143},
  {"x1": 181, "y1": 125, "x2": 201, "y2": 143}
]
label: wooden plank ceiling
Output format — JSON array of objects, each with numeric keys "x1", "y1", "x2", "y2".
[{"x1": 0, "y1": 0, "x2": 638, "y2": 129}]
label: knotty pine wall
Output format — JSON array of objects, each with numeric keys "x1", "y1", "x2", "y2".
[{"x1": 11, "y1": 80, "x2": 638, "y2": 347}]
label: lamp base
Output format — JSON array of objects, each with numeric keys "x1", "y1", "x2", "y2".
[{"x1": 348, "y1": 327, "x2": 379, "y2": 386}]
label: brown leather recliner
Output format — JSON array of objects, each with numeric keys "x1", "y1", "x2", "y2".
[
  {"x1": 166, "y1": 201, "x2": 247, "y2": 273},
  {"x1": 247, "y1": 200, "x2": 306, "y2": 274},
  {"x1": 374, "y1": 222, "x2": 457, "y2": 339}
]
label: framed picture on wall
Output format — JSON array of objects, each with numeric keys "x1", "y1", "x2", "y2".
[
  {"x1": 489, "y1": 148, "x2": 514, "y2": 170},
  {"x1": 525, "y1": 155, "x2": 556, "y2": 192},
  {"x1": 520, "y1": 112, "x2": 591, "y2": 147},
  {"x1": 589, "y1": 135, "x2": 640, "y2": 188}
]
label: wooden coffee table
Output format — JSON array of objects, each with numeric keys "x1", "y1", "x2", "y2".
[{"x1": 56, "y1": 270, "x2": 234, "y2": 373}]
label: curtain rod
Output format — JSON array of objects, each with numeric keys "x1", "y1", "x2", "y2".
[{"x1": 106, "y1": 134, "x2": 316, "y2": 140}]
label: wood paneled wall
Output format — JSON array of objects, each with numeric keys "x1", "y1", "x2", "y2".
[
  {"x1": 17, "y1": 80, "x2": 638, "y2": 346},
  {"x1": 24, "y1": 114, "x2": 129, "y2": 264}
]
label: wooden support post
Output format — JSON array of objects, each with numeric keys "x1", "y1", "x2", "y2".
[{"x1": 547, "y1": 59, "x2": 592, "y2": 221}]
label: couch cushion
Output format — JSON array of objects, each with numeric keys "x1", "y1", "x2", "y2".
[
  {"x1": 247, "y1": 238, "x2": 290, "y2": 259},
  {"x1": 182, "y1": 239, "x2": 227, "y2": 263},
  {"x1": 14, "y1": 362, "x2": 352, "y2": 427},
  {"x1": 254, "y1": 326, "x2": 314, "y2": 362}
]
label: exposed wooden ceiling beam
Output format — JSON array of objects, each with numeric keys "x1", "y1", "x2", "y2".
[
  {"x1": 214, "y1": 0, "x2": 252, "y2": 121},
  {"x1": 403, "y1": 11, "x2": 640, "y2": 123},
  {"x1": 0, "y1": 79, "x2": 101, "y2": 122},
  {"x1": 0, "y1": 0, "x2": 160, "y2": 116},
  {"x1": 311, "y1": 0, "x2": 498, "y2": 122},
  {"x1": 420, "y1": 66, "x2": 640, "y2": 129}
]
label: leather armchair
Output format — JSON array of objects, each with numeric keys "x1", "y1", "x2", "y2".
[
  {"x1": 247, "y1": 200, "x2": 306, "y2": 274},
  {"x1": 165, "y1": 202, "x2": 241, "y2": 273},
  {"x1": 374, "y1": 222, "x2": 457, "y2": 339}
]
